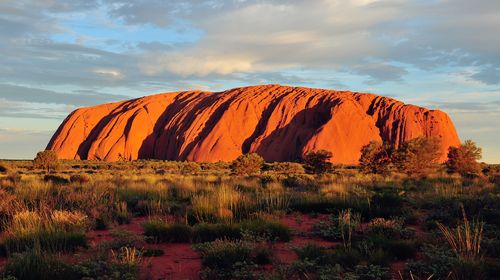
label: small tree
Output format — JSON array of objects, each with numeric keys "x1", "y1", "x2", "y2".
[
  {"x1": 33, "y1": 150, "x2": 59, "y2": 173},
  {"x1": 303, "y1": 149, "x2": 333, "y2": 174},
  {"x1": 359, "y1": 141, "x2": 395, "y2": 175},
  {"x1": 446, "y1": 140, "x2": 482, "y2": 176},
  {"x1": 231, "y1": 153, "x2": 265, "y2": 175},
  {"x1": 394, "y1": 136, "x2": 442, "y2": 177}
]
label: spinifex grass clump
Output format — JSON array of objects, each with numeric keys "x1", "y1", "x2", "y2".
[
  {"x1": 255, "y1": 185, "x2": 291, "y2": 214},
  {"x1": 437, "y1": 206, "x2": 483, "y2": 262},
  {"x1": 143, "y1": 218, "x2": 291, "y2": 243},
  {"x1": 111, "y1": 246, "x2": 142, "y2": 267},
  {"x1": 240, "y1": 219, "x2": 292, "y2": 242},
  {"x1": 191, "y1": 184, "x2": 254, "y2": 223},
  {"x1": 194, "y1": 236, "x2": 275, "y2": 279},
  {"x1": 115, "y1": 180, "x2": 171, "y2": 216},
  {"x1": 293, "y1": 243, "x2": 331, "y2": 265},
  {"x1": 1, "y1": 210, "x2": 87, "y2": 255},
  {"x1": 338, "y1": 209, "x2": 361, "y2": 250},
  {"x1": 192, "y1": 223, "x2": 241, "y2": 243},
  {"x1": 365, "y1": 217, "x2": 414, "y2": 239},
  {"x1": 196, "y1": 239, "x2": 253, "y2": 269},
  {"x1": 142, "y1": 219, "x2": 192, "y2": 243},
  {"x1": 313, "y1": 209, "x2": 361, "y2": 245},
  {"x1": 3, "y1": 250, "x2": 76, "y2": 280}
]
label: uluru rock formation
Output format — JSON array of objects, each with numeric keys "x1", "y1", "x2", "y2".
[{"x1": 47, "y1": 85, "x2": 460, "y2": 164}]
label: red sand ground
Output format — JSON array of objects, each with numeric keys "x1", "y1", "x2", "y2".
[
  {"x1": 86, "y1": 217, "x2": 202, "y2": 280},
  {"x1": 0, "y1": 213, "x2": 423, "y2": 279},
  {"x1": 89, "y1": 214, "x2": 340, "y2": 279},
  {"x1": 140, "y1": 243, "x2": 201, "y2": 280}
]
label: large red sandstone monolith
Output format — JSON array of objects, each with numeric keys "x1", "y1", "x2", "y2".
[{"x1": 47, "y1": 85, "x2": 460, "y2": 164}]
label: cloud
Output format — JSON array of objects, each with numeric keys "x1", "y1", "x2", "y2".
[
  {"x1": 140, "y1": 54, "x2": 254, "y2": 76},
  {"x1": 425, "y1": 100, "x2": 500, "y2": 112},
  {"x1": 3, "y1": 0, "x2": 500, "y2": 85},
  {"x1": 1, "y1": 0, "x2": 500, "y2": 161},
  {"x1": 101, "y1": 0, "x2": 500, "y2": 84},
  {"x1": 352, "y1": 62, "x2": 408, "y2": 84},
  {"x1": 471, "y1": 66, "x2": 500, "y2": 85},
  {"x1": 0, "y1": 84, "x2": 130, "y2": 106},
  {"x1": 93, "y1": 68, "x2": 125, "y2": 79}
]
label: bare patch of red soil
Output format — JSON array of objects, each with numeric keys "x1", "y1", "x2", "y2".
[
  {"x1": 140, "y1": 243, "x2": 201, "y2": 280},
  {"x1": 85, "y1": 213, "x2": 427, "y2": 279},
  {"x1": 87, "y1": 217, "x2": 147, "y2": 247},
  {"x1": 87, "y1": 229, "x2": 114, "y2": 247},
  {"x1": 275, "y1": 213, "x2": 338, "y2": 264},
  {"x1": 86, "y1": 217, "x2": 202, "y2": 280},
  {"x1": 279, "y1": 213, "x2": 330, "y2": 233},
  {"x1": 390, "y1": 261, "x2": 406, "y2": 278}
]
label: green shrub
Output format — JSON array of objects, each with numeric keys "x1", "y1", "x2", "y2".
[
  {"x1": 3, "y1": 251, "x2": 76, "y2": 280},
  {"x1": 449, "y1": 260, "x2": 486, "y2": 280},
  {"x1": 406, "y1": 244, "x2": 456, "y2": 279},
  {"x1": 383, "y1": 240, "x2": 418, "y2": 260},
  {"x1": 100, "y1": 230, "x2": 142, "y2": 250},
  {"x1": 352, "y1": 264, "x2": 391, "y2": 280},
  {"x1": 293, "y1": 243, "x2": 330, "y2": 265},
  {"x1": 291, "y1": 194, "x2": 371, "y2": 215},
  {"x1": 365, "y1": 217, "x2": 405, "y2": 239},
  {"x1": 367, "y1": 248, "x2": 392, "y2": 266},
  {"x1": 240, "y1": 219, "x2": 291, "y2": 242},
  {"x1": 195, "y1": 239, "x2": 253, "y2": 269},
  {"x1": 331, "y1": 247, "x2": 362, "y2": 269},
  {"x1": 1, "y1": 230, "x2": 86, "y2": 255},
  {"x1": 142, "y1": 220, "x2": 192, "y2": 243},
  {"x1": 370, "y1": 192, "x2": 404, "y2": 218},
  {"x1": 200, "y1": 261, "x2": 256, "y2": 280},
  {"x1": 72, "y1": 259, "x2": 139, "y2": 280},
  {"x1": 192, "y1": 223, "x2": 241, "y2": 243},
  {"x1": 252, "y1": 243, "x2": 273, "y2": 265},
  {"x1": 289, "y1": 259, "x2": 321, "y2": 275},
  {"x1": 312, "y1": 216, "x2": 342, "y2": 241}
]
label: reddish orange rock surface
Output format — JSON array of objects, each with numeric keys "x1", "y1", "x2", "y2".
[{"x1": 47, "y1": 84, "x2": 460, "y2": 164}]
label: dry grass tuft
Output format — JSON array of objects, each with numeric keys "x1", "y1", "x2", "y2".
[
  {"x1": 437, "y1": 205, "x2": 483, "y2": 261},
  {"x1": 338, "y1": 209, "x2": 360, "y2": 250}
]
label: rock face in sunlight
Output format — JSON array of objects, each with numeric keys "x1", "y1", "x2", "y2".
[{"x1": 47, "y1": 85, "x2": 460, "y2": 164}]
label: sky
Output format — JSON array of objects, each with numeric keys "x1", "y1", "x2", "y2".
[{"x1": 0, "y1": 0, "x2": 499, "y2": 163}]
